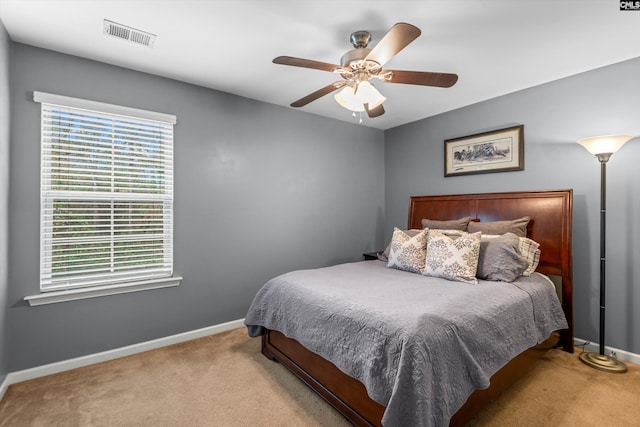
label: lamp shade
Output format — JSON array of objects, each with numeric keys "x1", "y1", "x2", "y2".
[
  {"x1": 577, "y1": 135, "x2": 633, "y2": 155},
  {"x1": 334, "y1": 85, "x2": 364, "y2": 112},
  {"x1": 335, "y1": 80, "x2": 386, "y2": 112},
  {"x1": 355, "y1": 81, "x2": 386, "y2": 109}
]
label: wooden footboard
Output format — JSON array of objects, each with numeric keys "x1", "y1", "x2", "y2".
[
  {"x1": 263, "y1": 329, "x2": 385, "y2": 426},
  {"x1": 262, "y1": 328, "x2": 560, "y2": 427}
]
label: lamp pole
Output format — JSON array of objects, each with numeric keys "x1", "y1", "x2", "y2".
[{"x1": 598, "y1": 155, "x2": 607, "y2": 357}]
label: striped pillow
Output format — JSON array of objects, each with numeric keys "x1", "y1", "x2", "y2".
[{"x1": 519, "y1": 237, "x2": 541, "y2": 276}]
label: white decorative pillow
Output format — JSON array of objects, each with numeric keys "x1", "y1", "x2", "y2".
[
  {"x1": 386, "y1": 227, "x2": 429, "y2": 274},
  {"x1": 519, "y1": 237, "x2": 541, "y2": 276},
  {"x1": 429, "y1": 229, "x2": 466, "y2": 239},
  {"x1": 423, "y1": 231, "x2": 481, "y2": 284},
  {"x1": 379, "y1": 229, "x2": 423, "y2": 262}
]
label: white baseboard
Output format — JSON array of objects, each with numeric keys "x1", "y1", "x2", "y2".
[
  {"x1": 0, "y1": 374, "x2": 8, "y2": 403},
  {"x1": 0, "y1": 318, "x2": 245, "y2": 402},
  {"x1": 574, "y1": 337, "x2": 640, "y2": 365}
]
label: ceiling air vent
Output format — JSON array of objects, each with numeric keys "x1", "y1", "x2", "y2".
[{"x1": 103, "y1": 19, "x2": 156, "y2": 48}]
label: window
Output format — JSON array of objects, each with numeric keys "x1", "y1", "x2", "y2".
[{"x1": 34, "y1": 92, "x2": 177, "y2": 295}]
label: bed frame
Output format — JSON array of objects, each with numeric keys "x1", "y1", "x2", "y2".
[{"x1": 260, "y1": 190, "x2": 573, "y2": 426}]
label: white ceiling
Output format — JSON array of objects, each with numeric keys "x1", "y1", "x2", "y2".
[{"x1": 1, "y1": 0, "x2": 640, "y2": 130}]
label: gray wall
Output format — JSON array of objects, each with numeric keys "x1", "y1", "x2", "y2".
[
  {"x1": 5, "y1": 39, "x2": 639, "y2": 374},
  {"x1": 0, "y1": 19, "x2": 10, "y2": 384},
  {"x1": 7, "y1": 43, "x2": 385, "y2": 371},
  {"x1": 385, "y1": 57, "x2": 640, "y2": 354}
]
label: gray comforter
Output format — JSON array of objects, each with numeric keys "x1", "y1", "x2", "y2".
[{"x1": 245, "y1": 260, "x2": 567, "y2": 426}]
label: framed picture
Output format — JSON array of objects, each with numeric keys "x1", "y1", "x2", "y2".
[{"x1": 444, "y1": 125, "x2": 524, "y2": 177}]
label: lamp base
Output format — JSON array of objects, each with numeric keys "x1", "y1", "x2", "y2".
[{"x1": 579, "y1": 351, "x2": 627, "y2": 373}]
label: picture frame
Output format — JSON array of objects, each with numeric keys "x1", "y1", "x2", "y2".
[{"x1": 444, "y1": 125, "x2": 524, "y2": 177}]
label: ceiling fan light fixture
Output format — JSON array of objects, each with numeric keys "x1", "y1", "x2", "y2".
[
  {"x1": 334, "y1": 81, "x2": 386, "y2": 112},
  {"x1": 356, "y1": 81, "x2": 386, "y2": 109},
  {"x1": 334, "y1": 85, "x2": 365, "y2": 112}
]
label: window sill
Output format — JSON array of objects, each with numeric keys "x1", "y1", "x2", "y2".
[{"x1": 23, "y1": 277, "x2": 183, "y2": 306}]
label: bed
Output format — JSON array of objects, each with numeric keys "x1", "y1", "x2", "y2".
[{"x1": 245, "y1": 190, "x2": 573, "y2": 426}]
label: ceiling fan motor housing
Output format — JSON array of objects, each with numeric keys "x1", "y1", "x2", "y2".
[
  {"x1": 341, "y1": 30, "x2": 381, "y2": 73},
  {"x1": 350, "y1": 30, "x2": 371, "y2": 48},
  {"x1": 340, "y1": 48, "x2": 372, "y2": 67}
]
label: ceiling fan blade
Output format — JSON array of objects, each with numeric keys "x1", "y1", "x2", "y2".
[
  {"x1": 290, "y1": 81, "x2": 346, "y2": 107},
  {"x1": 385, "y1": 70, "x2": 458, "y2": 88},
  {"x1": 365, "y1": 103, "x2": 385, "y2": 118},
  {"x1": 364, "y1": 23, "x2": 421, "y2": 67},
  {"x1": 273, "y1": 56, "x2": 340, "y2": 73}
]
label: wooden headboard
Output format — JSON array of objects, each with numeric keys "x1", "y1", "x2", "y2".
[{"x1": 408, "y1": 189, "x2": 573, "y2": 352}]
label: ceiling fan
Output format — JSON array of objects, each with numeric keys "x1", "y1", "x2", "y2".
[{"x1": 273, "y1": 22, "x2": 458, "y2": 118}]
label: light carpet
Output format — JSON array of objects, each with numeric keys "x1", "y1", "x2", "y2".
[{"x1": 1, "y1": 328, "x2": 638, "y2": 426}]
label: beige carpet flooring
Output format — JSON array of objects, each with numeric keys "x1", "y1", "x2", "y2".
[{"x1": 0, "y1": 327, "x2": 638, "y2": 426}]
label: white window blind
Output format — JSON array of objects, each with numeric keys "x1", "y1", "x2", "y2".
[{"x1": 36, "y1": 92, "x2": 176, "y2": 291}]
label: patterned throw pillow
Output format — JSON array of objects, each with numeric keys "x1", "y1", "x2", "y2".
[
  {"x1": 423, "y1": 231, "x2": 481, "y2": 284},
  {"x1": 379, "y1": 229, "x2": 423, "y2": 262},
  {"x1": 519, "y1": 237, "x2": 541, "y2": 276},
  {"x1": 386, "y1": 227, "x2": 429, "y2": 274}
]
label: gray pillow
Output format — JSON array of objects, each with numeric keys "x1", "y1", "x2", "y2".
[
  {"x1": 476, "y1": 233, "x2": 529, "y2": 282},
  {"x1": 421, "y1": 216, "x2": 470, "y2": 231},
  {"x1": 468, "y1": 216, "x2": 530, "y2": 237}
]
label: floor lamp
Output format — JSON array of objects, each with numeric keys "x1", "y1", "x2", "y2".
[{"x1": 577, "y1": 134, "x2": 633, "y2": 373}]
